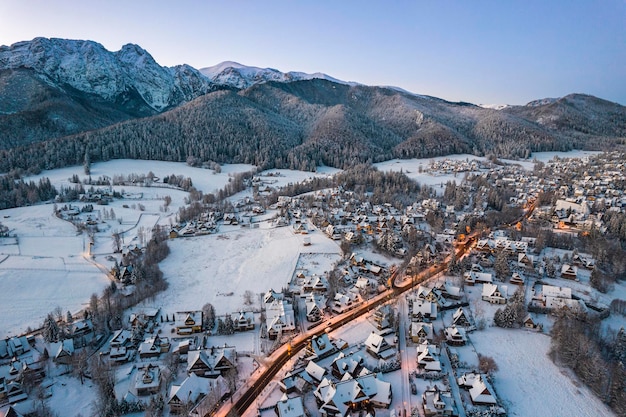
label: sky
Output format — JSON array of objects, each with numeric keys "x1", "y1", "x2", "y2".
[{"x1": 0, "y1": 0, "x2": 624, "y2": 106}]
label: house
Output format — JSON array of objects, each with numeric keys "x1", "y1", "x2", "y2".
[
  {"x1": 314, "y1": 373, "x2": 392, "y2": 417},
  {"x1": 7, "y1": 337, "x2": 29, "y2": 357},
  {"x1": 265, "y1": 294, "x2": 296, "y2": 339},
  {"x1": 305, "y1": 294, "x2": 326, "y2": 323},
  {"x1": 129, "y1": 308, "x2": 160, "y2": 330},
  {"x1": 517, "y1": 253, "x2": 534, "y2": 269},
  {"x1": 410, "y1": 322, "x2": 434, "y2": 343},
  {"x1": 410, "y1": 299, "x2": 438, "y2": 322},
  {"x1": 439, "y1": 283, "x2": 463, "y2": 300},
  {"x1": 451, "y1": 307, "x2": 472, "y2": 328},
  {"x1": 135, "y1": 364, "x2": 161, "y2": 396},
  {"x1": 110, "y1": 329, "x2": 132, "y2": 348},
  {"x1": 417, "y1": 342, "x2": 441, "y2": 372},
  {"x1": 303, "y1": 275, "x2": 329, "y2": 293},
  {"x1": 330, "y1": 352, "x2": 365, "y2": 379},
  {"x1": 304, "y1": 361, "x2": 327, "y2": 383},
  {"x1": 307, "y1": 334, "x2": 337, "y2": 360},
  {"x1": 186, "y1": 346, "x2": 236, "y2": 378},
  {"x1": 510, "y1": 271, "x2": 525, "y2": 285},
  {"x1": 372, "y1": 305, "x2": 394, "y2": 330},
  {"x1": 444, "y1": 326, "x2": 467, "y2": 346},
  {"x1": 138, "y1": 335, "x2": 169, "y2": 359},
  {"x1": 5, "y1": 380, "x2": 27, "y2": 404},
  {"x1": 481, "y1": 283, "x2": 507, "y2": 304},
  {"x1": 422, "y1": 385, "x2": 457, "y2": 417},
  {"x1": 364, "y1": 332, "x2": 396, "y2": 360},
  {"x1": 467, "y1": 374, "x2": 497, "y2": 405},
  {"x1": 68, "y1": 318, "x2": 95, "y2": 348},
  {"x1": 109, "y1": 346, "x2": 132, "y2": 364},
  {"x1": 175, "y1": 311, "x2": 203, "y2": 335},
  {"x1": 532, "y1": 284, "x2": 586, "y2": 311},
  {"x1": 331, "y1": 292, "x2": 361, "y2": 314},
  {"x1": 276, "y1": 395, "x2": 306, "y2": 417},
  {"x1": 168, "y1": 374, "x2": 228, "y2": 415},
  {"x1": 560, "y1": 264, "x2": 578, "y2": 280},
  {"x1": 463, "y1": 271, "x2": 493, "y2": 286},
  {"x1": 522, "y1": 314, "x2": 542, "y2": 331},
  {"x1": 231, "y1": 311, "x2": 255, "y2": 331},
  {"x1": 52, "y1": 339, "x2": 74, "y2": 365}
]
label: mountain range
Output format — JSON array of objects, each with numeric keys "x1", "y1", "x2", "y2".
[{"x1": 0, "y1": 37, "x2": 624, "y2": 173}]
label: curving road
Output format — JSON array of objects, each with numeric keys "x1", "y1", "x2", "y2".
[{"x1": 210, "y1": 234, "x2": 479, "y2": 417}]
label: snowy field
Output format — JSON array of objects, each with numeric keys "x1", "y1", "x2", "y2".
[
  {"x1": 0, "y1": 204, "x2": 111, "y2": 337},
  {"x1": 471, "y1": 327, "x2": 615, "y2": 417},
  {"x1": 143, "y1": 222, "x2": 342, "y2": 320},
  {"x1": 28, "y1": 159, "x2": 257, "y2": 196}
]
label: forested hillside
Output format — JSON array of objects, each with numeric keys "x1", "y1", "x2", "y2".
[{"x1": 2, "y1": 78, "x2": 624, "y2": 175}]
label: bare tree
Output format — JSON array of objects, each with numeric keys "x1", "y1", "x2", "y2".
[
  {"x1": 112, "y1": 231, "x2": 122, "y2": 253},
  {"x1": 243, "y1": 290, "x2": 255, "y2": 307}
]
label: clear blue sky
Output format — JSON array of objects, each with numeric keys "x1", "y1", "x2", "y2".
[{"x1": 1, "y1": 0, "x2": 624, "y2": 105}]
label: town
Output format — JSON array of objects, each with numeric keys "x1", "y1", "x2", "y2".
[{"x1": 0, "y1": 151, "x2": 624, "y2": 417}]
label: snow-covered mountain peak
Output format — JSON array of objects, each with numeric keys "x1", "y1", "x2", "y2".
[
  {"x1": 200, "y1": 61, "x2": 352, "y2": 89},
  {"x1": 0, "y1": 38, "x2": 215, "y2": 111}
]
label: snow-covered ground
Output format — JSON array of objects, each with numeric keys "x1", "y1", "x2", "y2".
[
  {"x1": 0, "y1": 204, "x2": 111, "y2": 337},
  {"x1": 470, "y1": 327, "x2": 615, "y2": 417},
  {"x1": 144, "y1": 222, "x2": 341, "y2": 321}
]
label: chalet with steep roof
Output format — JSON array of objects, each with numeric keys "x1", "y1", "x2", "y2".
[
  {"x1": 481, "y1": 283, "x2": 507, "y2": 304},
  {"x1": 186, "y1": 346, "x2": 236, "y2": 378},
  {"x1": 422, "y1": 385, "x2": 457, "y2": 417},
  {"x1": 410, "y1": 322, "x2": 434, "y2": 343},
  {"x1": 175, "y1": 311, "x2": 203, "y2": 335},
  {"x1": 314, "y1": 373, "x2": 392, "y2": 417},
  {"x1": 444, "y1": 326, "x2": 467, "y2": 346}
]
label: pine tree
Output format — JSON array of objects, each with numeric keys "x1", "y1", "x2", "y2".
[{"x1": 42, "y1": 313, "x2": 60, "y2": 342}]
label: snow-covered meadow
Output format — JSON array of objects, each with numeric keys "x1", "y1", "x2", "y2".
[{"x1": 0, "y1": 160, "x2": 342, "y2": 338}]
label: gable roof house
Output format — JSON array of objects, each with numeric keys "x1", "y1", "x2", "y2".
[
  {"x1": 186, "y1": 346, "x2": 236, "y2": 378},
  {"x1": 444, "y1": 326, "x2": 467, "y2": 346},
  {"x1": 422, "y1": 385, "x2": 456, "y2": 417},
  {"x1": 138, "y1": 335, "x2": 170, "y2": 359},
  {"x1": 410, "y1": 322, "x2": 434, "y2": 343},
  {"x1": 307, "y1": 334, "x2": 337, "y2": 360},
  {"x1": 517, "y1": 253, "x2": 534, "y2": 269},
  {"x1": 560, "y1": 264, "x2": 578, "y2": 280},
  {"x1": 330, "y1": 352, "x2": 365, "y2": 379},
  {"x1": 0, "y1": 405, "x2": 24, "y2": 417},
  {"x1": 275, "y1": 395, "x2": 306, "y2": 417},
  {"x1": 51, "y1": 339, "x2": 74, "y2": 365},
  {"x1": 332, "y1": 292, "x2": 361, "y2": 314},
  {"x1": 481, "y1": 283, "x2": 507, "y2": 304},
  {"x1": 468, "y1": 374, "x2": 498, "y2": 405},
  {"x1": 410, "y1": 299, "x2": 438, "y2": 322},
  {"x1": 463, "y1": 271, "x2": 493, "y2": 286},
  {"x1": 510, "y1": 271, "x2": 525, "y2": 285},
  {"x1": 175, "y1": 311, "x2": 203, "y2": 335},
  {"x1": 364, "y1": 332, "x2": 396, "y2": 360},
  {"x1": 266, "y1": 298, "x2": 296, "y2": 340},
  {"x1": 231, "y1": 311, "x2": 255, "y2": 332},
  {"x1": 168, "y1": 373, "x2": 229, "y2": 415},
  {"x1": 314, "y1": 373, "x2": 392, "y2": 417},
  {"x1": 416, "y1": 342, "x2": 442, "y2": 372},
  {"x1": 451, "y1": 307, "x2": 472, "y2": 328},
  {"x1": 305, "y1": 294, "x2": 326, "y2": 323}
]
